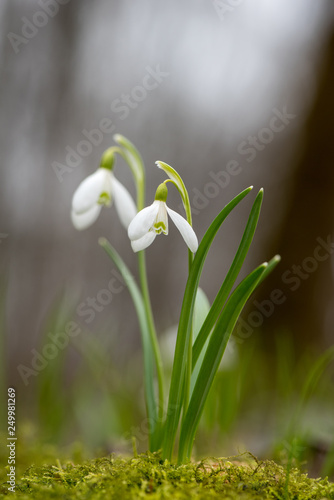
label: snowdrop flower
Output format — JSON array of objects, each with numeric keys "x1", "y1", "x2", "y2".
[
  {"x1": 71, "y1": 148, "x2": 137, "y2": 230},
  {"x1": 128, "y1": 183, "x2": 198, "y2": 253}
]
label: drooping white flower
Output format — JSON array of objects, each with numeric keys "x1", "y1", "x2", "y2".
[
  {"x1": 71, "y1": 149, "x2": 137, "y2": 231},
  {"x1": 128, "y1": 183, "x2": 198, "y2": 253}
]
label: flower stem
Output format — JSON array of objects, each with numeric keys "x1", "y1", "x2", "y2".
[
  {"x1": 99, "y1": 238, "x2": 158, "y2": 450},
  {"x1": 155, "y1": 162, "x2": 196, "y2": 443},
  {"x1": 138, "y1": 250, "x2": 165, "y2": 442}
]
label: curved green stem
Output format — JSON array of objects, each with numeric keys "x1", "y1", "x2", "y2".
[{"x1": 156, "y1": 163, "x2": 196, "y2": 429}]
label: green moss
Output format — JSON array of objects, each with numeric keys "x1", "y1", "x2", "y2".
[{"x1": 1, "y1": 452, "x2": 334, "y2": 500}]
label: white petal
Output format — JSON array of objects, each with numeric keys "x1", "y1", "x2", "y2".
[
  {"x1": 166, "y1": 206, "x2": 198, "y2": 252},
  {"x1": 111, "y1": 175, "x2": 137, "y2": 229},
  {"x1": 131, "y1": 232, "x2": 157, "y2": 252},
  {"x1": 71, "y1": 204, "x2": 102, "y2": 230},
  {"x1": 128, "y1": 201, "x2": 159, "y2": 240},
  {"x1": 72, "y1": 169, "x2": 112, "y2": 214}
]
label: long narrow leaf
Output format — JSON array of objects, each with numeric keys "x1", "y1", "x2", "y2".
[
  {"x1": 179, "y1": 255, "x2": 281, "y2": 462},
  {"x1": 258, "y1": 254, "x2": 281, "y2": 284},
  {"x1": 99, "y1": 238, "x2": 158, "y2": 447},
  {"x1": 162, "y1": 186, "x2": 253, "y2": 460},
  {"x1": 178, "y1": 263, "x2": 267, "y2": 463},
  {"x1": 192, "y1": 188, "x2": 264, "y2": 369}
]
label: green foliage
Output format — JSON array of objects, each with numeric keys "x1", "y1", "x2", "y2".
[
  {"x1": 1, "y1": 452, "x2": 334, "y2": 499},
  {"x1": 70, "y1": 138, "x2": 282, "y2": 462},
  {"x1": 163, "y1": 187, "x2": 254, "y2": 461}
]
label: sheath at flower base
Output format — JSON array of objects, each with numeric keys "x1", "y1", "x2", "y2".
[
  {"x1": 128, "y1": 183, "x2": 198, "y2": 253},
  {"x1": 71, "y1": 149, "x2": 137, "y2": 231}
]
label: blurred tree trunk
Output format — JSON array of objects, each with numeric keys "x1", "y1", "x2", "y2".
[{"x1": 256, "y1": 27, "x2": 334, "y2": 354}]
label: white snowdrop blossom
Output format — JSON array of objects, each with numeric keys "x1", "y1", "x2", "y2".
[
  {"x1": 71, "y1": 151, "x2": 137, "y2": 231},
  {"x1": 128, "y1": 183, "x2": 198, "y2": 253}
]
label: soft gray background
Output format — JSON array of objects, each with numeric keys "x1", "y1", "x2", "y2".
[{"x1": 1, "y1": 0, "x2": 334, "y2": 388}]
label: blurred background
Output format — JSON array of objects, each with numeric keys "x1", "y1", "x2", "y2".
[{"x1": 1, "y1": 0, "x2": 334, "y2": 477}]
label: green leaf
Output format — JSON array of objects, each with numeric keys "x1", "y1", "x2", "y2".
[
  {"x1": 178, "y1": 263, "x2": 268, "y2": 463},
  {"x1": 258, "y1": 254, "x2": 281, "y2": 284},
  {"x1": 99, "y1": 238, "x2": 158, "y2": 447},
  {"x1": 192, "y1": 188, "x2": 264, "y2": 369},
  {"x1": 162, "y1": 186, "x2": 253, "y2": 461}
]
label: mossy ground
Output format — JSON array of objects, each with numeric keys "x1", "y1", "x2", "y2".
[{"x1": 1, "y1": 451, "x2": 334, "y2": 499}]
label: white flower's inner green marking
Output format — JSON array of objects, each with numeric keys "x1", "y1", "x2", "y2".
[
  {"x1": 153, "y1": 221, "x2": 167, "y2": 234},
  {"x1": 98, "y1": 191, "x2": 112, "y2": 206}
]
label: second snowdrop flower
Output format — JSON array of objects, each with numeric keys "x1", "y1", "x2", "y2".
[
  {"x1": 128, "y1": 183, "x2": 198, "y2": 253},
  {"x1": 71, "y1": 148, "x2": 137, "y2": 231}
]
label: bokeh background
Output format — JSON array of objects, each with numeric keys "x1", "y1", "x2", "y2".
[{"x1": 1, "y1": 0, "x2": 334, "y2": 475}]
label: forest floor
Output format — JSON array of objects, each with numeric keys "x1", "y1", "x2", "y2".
[{"x1": 1, "y1": 449, "x2": 334, "y2": 499}]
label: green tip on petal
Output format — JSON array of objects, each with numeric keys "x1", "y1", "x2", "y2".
[
  {"x1": 100, "y1": 148, "x2": 115, "y2": 171},
  {"x1": 155, "y1": 182, "x2": 168, "y2": 202},
  {"x1": 154, "y1": 221, "x2": 167, "y2": 234},
  {"x1": 98, "y1": 191, "x2": 112, "y2": 206}
]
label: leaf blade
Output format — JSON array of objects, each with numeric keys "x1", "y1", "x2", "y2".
[
  {"x1": 192, "y1": 188, "x2": 264, "y2": 369},
  {"x1": 178, "y1": 263, "x2": 268, "y2": 463},
  {"x1": 162, "y1": 186, "x2": 253, "y2": 460}
]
